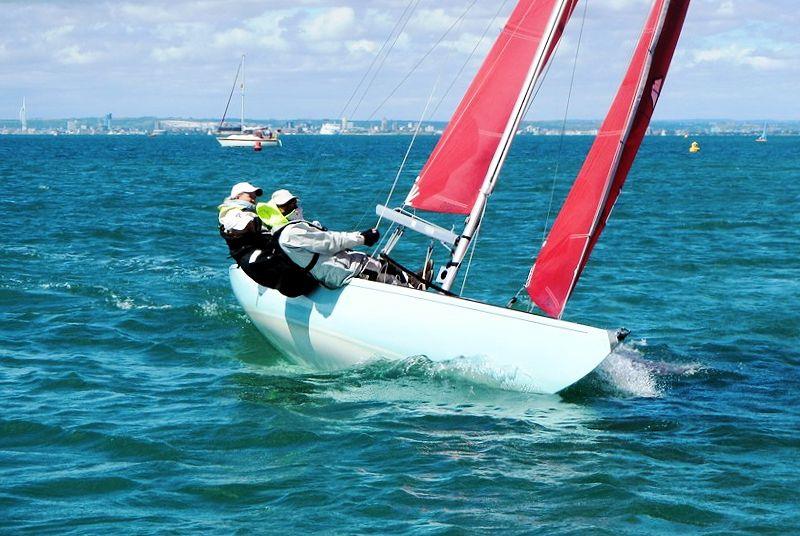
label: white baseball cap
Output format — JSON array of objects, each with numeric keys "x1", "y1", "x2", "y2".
[
  {"x1": 229, "y1": 182, "x2": 263, "y2": 198},
  {"x1": 271, "y1": 189, "x2": 297, "y2": 206}
]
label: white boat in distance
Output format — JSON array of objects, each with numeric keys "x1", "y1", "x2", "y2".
[
  {"x1": 216, "y1": 54, "x2": 281, "y2": 148},
  {"x1": 755, "y1": 122, "x2": 767, "y2": 143},
  {"x1": 216, "y1": 130, "x2": 281, "y2": 148},
  {"x1": 230, "y1": 0, "x2": 692, "y2": 393}
]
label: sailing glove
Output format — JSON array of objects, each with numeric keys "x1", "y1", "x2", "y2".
[{"x1": 361, "y1": 228, "x2": 380, "y2": 247}]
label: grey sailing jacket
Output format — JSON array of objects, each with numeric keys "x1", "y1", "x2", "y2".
[{"x1": 277, "y1": 221, "x2": 366, "y2": 289}]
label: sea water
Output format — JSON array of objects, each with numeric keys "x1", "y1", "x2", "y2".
[{"x1": 1, "y1": 134, "x2": 798, "y2": 533}]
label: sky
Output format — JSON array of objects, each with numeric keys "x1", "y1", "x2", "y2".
[{"x1": 1, "y1": 0, "x2": 798, "y2": 121}]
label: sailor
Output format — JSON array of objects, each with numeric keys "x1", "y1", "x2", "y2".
[
  {"x1": 218, "y1": 181, "x2": 262, "y2": 228},
  {"x1": 219, "y1": 182, "x2": 317, "y2": 297},
  {"x1": 269, "y1": 189, "x2": 382, "y2": 289}
]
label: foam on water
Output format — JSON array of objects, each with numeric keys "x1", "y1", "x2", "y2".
[{"x1": 596, "y1": 342, "x2": 704, "y2": 398}]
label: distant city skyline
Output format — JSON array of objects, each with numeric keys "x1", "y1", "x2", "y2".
[{"x1": 1, "y1": 1, "x2": 798, "y2": 121}]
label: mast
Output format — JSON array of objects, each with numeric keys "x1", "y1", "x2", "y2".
[
  {"x1": 439, "y1": 0, "x2": 575, "y2": 292},
  {"x1": 240, "y1": 54, "x2": 245, "y2": 133},
  {"x1": 19, "y1": 97, "x2": 27, "y2": 132}
]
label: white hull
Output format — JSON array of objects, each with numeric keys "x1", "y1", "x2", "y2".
[
  {"x1": 216, "y1": 134, "x2": 281, "y2": 147},
  {"x1": 229, "y1": 266, "x2": 615, "y2": 394}
]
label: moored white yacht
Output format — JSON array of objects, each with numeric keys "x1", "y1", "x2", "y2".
[{"x1": 216, "y1": 54, "x2": 281, "y2": 148}]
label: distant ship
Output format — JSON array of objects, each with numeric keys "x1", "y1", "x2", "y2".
[
  {"x1": 319, "y1": 123, "x2": 341, "y2": 135},
  {"x1": 755, "y1": 122, "x2": 767, "y2": 143},
  {"x1": 216, "y1": 55, "x2": 281, "y2": 148}
]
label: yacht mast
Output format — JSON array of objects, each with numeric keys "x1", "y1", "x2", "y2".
[
  {"x1": 19, "y1": 97, "x2": 27, "y2": 132},
  {"x1": 240, "y1": 54, "x2": 245, "y2": 133}
]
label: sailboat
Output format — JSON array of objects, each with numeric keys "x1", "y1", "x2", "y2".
[
  {"x1": 229, "y1": 0, "x2": 692, "y2": 393},
  {"x1": 216, "y1": 55, "x2": 281, "y2": 148},
  {"x1": 755, "y1": 122, "x2": 767, "y2": 143},
  {"x1": 19, "y1": 97, "x2": 27, "y2": 133}
]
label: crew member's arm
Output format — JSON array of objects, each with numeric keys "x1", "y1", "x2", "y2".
[{"x1": 282, "y1": 222, "x2": 364, "y2": 255}]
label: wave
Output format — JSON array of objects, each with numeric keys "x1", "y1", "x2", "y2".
[{"x1": 563, "y1": 341, "x2": 704, "y2": 400}]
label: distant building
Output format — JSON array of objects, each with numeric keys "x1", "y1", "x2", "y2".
[{"x1": 104, "y1": 113, "x2": 112, "y2": 131}]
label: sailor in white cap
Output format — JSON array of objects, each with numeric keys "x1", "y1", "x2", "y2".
[
  {"x1": 218, "y1": 182, "x2": 263, "y2": 233},
  {"x1": 268, "y1": 189, "x2": 381, "y2": 289}
]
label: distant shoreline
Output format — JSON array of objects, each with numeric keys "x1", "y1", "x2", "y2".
[{"x1": 2, "y1": 118, "x2": 799, "y2": 137}]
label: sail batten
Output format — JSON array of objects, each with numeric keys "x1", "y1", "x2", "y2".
[
  {"x1": 527, "y1": 0, "x2": 691, "y2": 319},
  {"x1": 406, "y1": 0, "x2": 578, "y2": 215}
]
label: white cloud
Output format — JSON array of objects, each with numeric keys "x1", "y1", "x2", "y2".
[
  {"x1": 691, "y1": 44, "x2": 786, "y2": 70},
  {"x1": 116, "y1": 4, "x2": 175, "y2": 23},
  {"x1": 441, "y1": 32, "x2": 491, "y2": 56},
  {"x1": 716, "y1": 1, "x2": 735, "y2": 16},
  {"x1": 597, "y1": 0, "x2": 650, "y2": 11},
  {"x1": 345, "y1": 39, "x2": 379, "y2": 55},
  {"x1": 300, "y1": 7, "x2": 355, "y2": 42},
  {"x1": 43, "y1": 25, "x2": 75, "y2": 42},
  {"x1": 212, "y1": 28, "x2": 253, "y2": 49},
  {"x1": 410, "y1": 9, "x2": 457, "y2": 33},
  {"x1": 151, "y1": 46, "x2": 190, "y2": 62},
  {"x1": 55, "y1": 45, "x2": 100, "y2": 65}
]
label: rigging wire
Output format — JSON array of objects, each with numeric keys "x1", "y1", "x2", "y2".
[
  {"x1": 428, "y1": 0, "x2": 509, "y2": 120},
  {"x1": 365, "y1": 0, "x2": 480, "y2": 121},
  {"x1": 504, "y1": 0, "x2": 590, "y2": 307},
  {"x1": 337, "y1": 0, "x2": 418, "y2": 122},
  {"x1": 218, "y1": 56, "x2": 243, "y2": 130},
  {"x1": 458, "y1": 201, "x2": 488, "y2": 296},
  {"x1": 541, "y1": 0, "x2": 590, "y2": 244},
  {"x1": 374, "y1": 76, "x2": 440, "y2": 230},
  {"x1": 350, "y1": 0, "x2": 421, "y2": 120}
]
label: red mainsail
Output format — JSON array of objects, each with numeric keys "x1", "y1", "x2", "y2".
[
  {"x1": 527, "y1": 0, "x2": 691, "y2": 318},
  {"x1": 406, "y1": 0, "x2": 578, "y2": 214}
]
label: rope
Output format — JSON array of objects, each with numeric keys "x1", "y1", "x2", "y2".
[
  {"x1": 218, "y1": 57, "x2": 242, "y2": 130},
  {"x1": 366, "y1": 0, "x2": 479, "y2": 121},
  {"x1": 541, "y1": 0, "x2": 590, "y2": 244}
]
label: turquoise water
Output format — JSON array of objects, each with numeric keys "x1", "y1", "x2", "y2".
[{"x1": 1, "y1": 134, "x2": 799, "y2": 533}]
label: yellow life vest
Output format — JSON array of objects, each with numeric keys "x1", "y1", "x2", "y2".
[{"x1": 256, "y1": 202, "x2": 289, "y2": 230}]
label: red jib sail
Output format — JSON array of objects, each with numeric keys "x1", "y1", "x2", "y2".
[
  {"x1": 406, "y1": 0, "x2": 578, "y2": 214},
  {"x1": 527, "y1": 0, "x2": 691, "y2": 318}
]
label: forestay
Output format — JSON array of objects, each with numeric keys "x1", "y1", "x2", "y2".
[{"x1": 527, "y1": 0, "x2": 691, "y2": 319}]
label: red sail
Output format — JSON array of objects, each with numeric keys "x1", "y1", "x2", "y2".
[
  {"x1": 407, "y1": 0, "x2": 577, "y2": 214},
  {"x1": 527, "y1": 0, "x2": 690, "y2": 318}
]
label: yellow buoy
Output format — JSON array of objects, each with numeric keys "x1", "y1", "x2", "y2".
[{"x1": 689, "y1": 141, "x2": 700, "y2": 153}]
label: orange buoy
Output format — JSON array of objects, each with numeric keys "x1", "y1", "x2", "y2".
[{"x1": 254, "y1": 141, "x2": 262, "y2": 152}]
